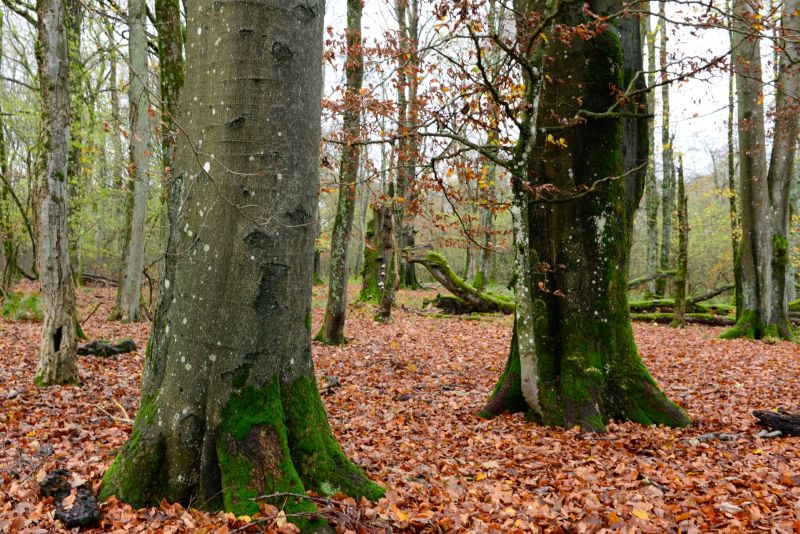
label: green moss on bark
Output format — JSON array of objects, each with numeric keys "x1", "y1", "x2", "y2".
[
  {"x1": 99, "y1": 396, "x2": 164, "y2": 506},
  {"x1": 282, "y1": 375, "x2": 384, "y2": 501}
]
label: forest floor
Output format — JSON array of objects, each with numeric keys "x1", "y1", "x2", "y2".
[{"x1": 1, "y1": 282, "x2": 800, "y2": 533}]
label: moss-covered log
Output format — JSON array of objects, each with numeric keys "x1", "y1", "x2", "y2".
[
  {"x1": 405, "y1": 248, "x2": 515, "y2": 314},
  {"x1": 631, "y1": 313, "x2": 735, "y2": 327},
  {"x1": 482, "y1": 8, "x2": 689, "y2": 431},
  {"x1": 99, "y1": 4, "x2": 383, "y2": 530}
]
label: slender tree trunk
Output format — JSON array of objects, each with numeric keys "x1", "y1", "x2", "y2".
[
  {"x1": 114, "y1": 0, "x2": 151, "y2": 323},
  {"x1": 375, "y1": 195, "x2": 396, "y2": 322},
  {"x1": 655, "y1": 6, "x2": 673, "y2": 298},
  {"x1": 317, "y1": 0, "x2": 364, "y2": 345},
  {"x1": 0, "y1": 11, "x2": 16, "y2": 294},
  {"x1": 671, "y1": 157, "x2": 688, "y2": 328},
  {"x1": 722, "y1": 0, "x2": 800, "y2": 339},
  {"x1": 352, "y1": 172, "x2": 370, "y2": 278},
  {"x1": 107, "y1": 24, "x2": 124, "y2": 190},
  {"x1": 34, "y1": 0, "x2": 79, "y2": 386},
  {"x1": 99, "y1": 2, "x2": 383, "y2": 527},
  {"x1": 482, "y1": 0, "x2": 689, "y2": 431},
  {"x1": 359, "y1": 206, "x2": 381, "y2": 301},
  {"x1": 643, "y1": 9, "x2": 660, "y2": 297},
  {"x1": 726, "y1": 0, "x2": 742, "y2": 317}
]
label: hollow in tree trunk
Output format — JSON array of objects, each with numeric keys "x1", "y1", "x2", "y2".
[
  {"x1": 481, "y1": 7, "x2": 690, "y2": 431},
  {"x1": 99, "y1": 2, "x2": 383, "y2": 528},
  {"x1": 34, "y1": 0, "x2": 79, "y2": 386}
]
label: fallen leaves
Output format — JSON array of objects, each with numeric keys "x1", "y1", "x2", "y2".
[{"x1": 1, "y1": 283, "x2": 800, "y2": 532}]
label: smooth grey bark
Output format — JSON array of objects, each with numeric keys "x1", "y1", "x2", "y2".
[
  {"x1": 114, "y1": 0, "x2": 151, "y2": 323},
  {"x1": 722, "y1": 0, "x2": 800, "y2": 339},
  {"x1": 316, "y1": 0, "x2": 364, "y2": 345},
  {"x1": 34, "y1": 0, "x2": 79, "y2": 386},
  {"x1": 100, "y1": 0, "x2": 383, "y2": 524},
  {"x1": 655, "y1": 4, "x2": 673, "y2": 298}
]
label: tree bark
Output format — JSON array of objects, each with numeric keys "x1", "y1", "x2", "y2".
[
  {"x1": 726, "y1": 1, "x2": 742, "y2": 316},
  {"x1": 0, "y1": 10, "x2": 16, "y2": 294},
  {"x1": 722, "y1": 0, "x2": 800, "y2": 339},
  {"x1": 671, "y1": 157, "x2": 688, "y2": 328},
  {"x1": 643, "y1": 5, "x2": 660, "y2": 298},
  {"x1": 316, "y1": 0, "x2": 364, "y2": 345},
  {"x1": 114, "y1": 0, "x2": 151, "y2": 323},
  {"x1": 155, "y1": 0, "x2": 185, "y2": 186},
  {"x1": 482, "y1": 1, "x2": 690, "y2": 431},
  {"x1": 655, "y1": 6, "x2": 674, "y2": 298},
  {"x1": 34, "y1": 0, "x2": 79, "y2": 386},
  {"x1": 405, "y1": 248, "x2": 515, "y2": 314},
  {"x1": 375, "y1": 195, "x2": 396, "y2": 322},
  {"x1": 99, "y1": 2, "x2": 383, "y2": 526}
]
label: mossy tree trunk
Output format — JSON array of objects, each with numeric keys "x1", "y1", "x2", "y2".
[
  {"x1": 482, "y1": 3, "x2": 690, "y2": 431},
  {"x1": 0, "y1": 10, "x2": 16, "y2": 294},
  {"x1": 406, "y1": 249, "x2": 515, "y2": 314},
  {"x1": 99, "y1": 2, "x2": 383, "y2": 528},
  {"x1": 114, "y1": 0, "x2": 150, "y2": 323},
  {"x1": 721, "y1": 0, "x2": 800, "y2": 340},
  {"x1": 375, "y1": 196, "x2": 397, "y2": 322},
  {"x1": 317, "y1": 0, "x2": 364, "y2": 345},
  {"x1": 671, "y1": 157, "x2": 688, "y2": 328},
  {"x1": 34, "y1": 0, "x2": 80, "y2": 386}
]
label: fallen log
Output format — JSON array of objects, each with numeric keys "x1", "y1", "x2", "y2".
[
  {"x1": 403, "y1": 248, "x2": 515, "y2": 314},
  {"x1": 630, "y1": 312, "x2": 735, "y2": 327},
  {"x1": 77, "y1": 338, "x2": 137, "y2": 357},
  {"x1": 627, "y1": 271, "x2": 675, "y2": 289},
  {"x1": 753, "y1": 409, "x2": 800, "y2": 436},
  {"x1": 688, "y1": 284, "x2": 735, "y2": 304}
]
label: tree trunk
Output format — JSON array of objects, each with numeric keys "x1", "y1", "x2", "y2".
[
  {"x1": 375, "y1": 197, "x2": 396, "y2": 322},
  {"x1": 406, "y1": 248, "x2": 515, "y2": 314},
  {"x1": 34, "y1": 0, "x2": 79, "y2": 386},
  {"x1": 114, "y1": 0, "x2": 151, "y2": 323},
  {"x1": 726, "y1": 0, "x2": 742, "y2": 318},
  {"x1": 316, "y1": 0, "x2": 364, "y2": 345},
  {"x1": 482, "y1": 4, "x2": 690, "y2": 431},
  {"x1": 655, "y1": 6, "x2": 673, "y2": 298},
  {"x1": 155, "y1": 0, "x2": 185, "y2": 188},
  {"x1": 0, "y1": 10, "x2": 16, "y2": 294},
  {"x1": 722, "y1": 0, "x2": 800, "y2": 339},
  {"x1": 671, "y1": 157, "x2": 688, "y2": 328},
  {"x1": 395, "y1": 0, "x2": 421, "y2": 290},
  {"x1": 359, "y1": 207, "x2": 382, "y2": 302},
  {"x1": 99, "y1": 1, "x2": 383, "y2": 527},
  {"x1": 643, "y1": 11, "x2": 659, "y2": 298}
]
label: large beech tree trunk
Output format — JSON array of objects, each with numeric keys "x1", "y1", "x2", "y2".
[
  {"x1": 317, "y1": 0, "x2": 364, "y2": 345},
  {"x1": 114, "y1": 0, "x2": 150, "y2": 323},
  {"x1": 34, "y1": 0, "x2": 79, "y2": 386},
  {"x1": 722, "y1": 0, "x2": 800, "y2": 339},
  {"x1": 99, "y1": 1, "x2": 383, "y2": 526},
  {"x1": 481, "y1": 3, "x2": 690, "y2": 431}
]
